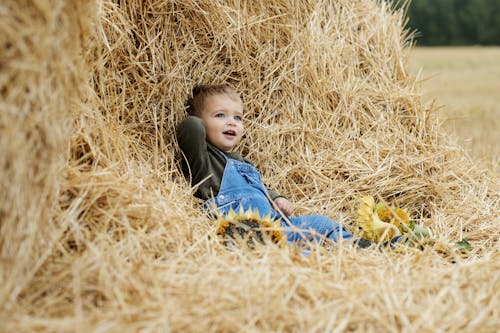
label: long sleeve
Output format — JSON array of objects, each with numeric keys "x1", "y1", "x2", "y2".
[
  {"x1": 266, "y1": 187, "x2": 284, "y2": 201},
  {"x1": 176, "y1": 116, "x2": 210, "y2": 182},
  {"x1": 176, "y1": 116, "x2": 227, "y2": 199}
]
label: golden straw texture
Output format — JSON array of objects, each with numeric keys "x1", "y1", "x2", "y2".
[
  {"x1": 1, "y1": 0, "x2": 499, "y2": 332},
  {"x1": 0, "y1": 0, "x2": 92, "y2": 313}
]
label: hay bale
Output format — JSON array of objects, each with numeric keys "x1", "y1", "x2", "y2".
[
  {"x1": 1, "y1": 0, "x2": 499, "y2": 331},
  {"x1": 0, "y1": 0, "x2": 93, "y2": 312}
]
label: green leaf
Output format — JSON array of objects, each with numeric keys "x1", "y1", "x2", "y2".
[
  {"x1": 455, "y1": 239, "x2": 472, "y2": 252},
  {"x1": 412, "y1": 225, "x2": 430, "y2": 238}
]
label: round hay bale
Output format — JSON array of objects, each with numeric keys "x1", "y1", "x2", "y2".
[{"x1": 0, "y1": 0, "x2": 93, "y2": 313}]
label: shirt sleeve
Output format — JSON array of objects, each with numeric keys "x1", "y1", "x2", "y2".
[
  {"x1": 266, "y1": 187, "x2": 285, "y2": 201},
  {"x1": 176, "y1": 116, "x2": 211, "y2": 182}
]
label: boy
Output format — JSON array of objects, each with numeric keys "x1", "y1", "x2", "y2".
[{"x1": 177, "y1": 84, "x2": 354, "y2": 245}]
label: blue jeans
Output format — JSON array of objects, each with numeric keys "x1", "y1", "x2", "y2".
[{"x1": 205, "y1": 158, "x2": 352, "y2": 244}]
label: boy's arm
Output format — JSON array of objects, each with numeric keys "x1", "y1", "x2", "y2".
[{"x1": 176, "y1": 116, "x2": 210, "y2": 178}]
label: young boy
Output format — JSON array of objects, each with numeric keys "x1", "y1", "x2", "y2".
[{"x1": 177, "y1": 84, "x2": 354, "y2": 245}]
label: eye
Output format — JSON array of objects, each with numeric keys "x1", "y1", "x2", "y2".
[
  {"x1": 234, "y1": 115, "x2": 242, "y2": 121},
  {"x1": 215, "y1": 113, "x2": 225, "y2": 118}
]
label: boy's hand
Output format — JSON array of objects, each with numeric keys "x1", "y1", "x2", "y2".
[{"x1": 273, "y1": 197, "x2": 293, "y2": 216}]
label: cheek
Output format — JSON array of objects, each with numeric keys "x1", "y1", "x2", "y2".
[
  {"x1": 208, "y1": 121, "x2": 223, "y2": 132},
  {"x1": 206, "y1": 126, "x2": 219, "y2": 139}
]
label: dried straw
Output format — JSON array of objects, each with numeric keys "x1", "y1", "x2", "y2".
[{"x1": 1, "y1": 0, "x2": 499, "y2": 332}]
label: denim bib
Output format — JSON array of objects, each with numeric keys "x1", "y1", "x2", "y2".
[
  {"x1": 205, "y1": 158, "x2": 279, "y2": 219},
  {"x1": 206, "y1": 157, "x2": 352, "y2": 243}
]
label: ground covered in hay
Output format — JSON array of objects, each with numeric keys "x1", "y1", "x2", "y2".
[{"x1": 1, "y1": 0, "x2": 499, "y2": 332}]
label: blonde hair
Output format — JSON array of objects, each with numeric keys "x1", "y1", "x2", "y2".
[{"x1": 185, "y1": 84, "x2": 240, "y2": 116}]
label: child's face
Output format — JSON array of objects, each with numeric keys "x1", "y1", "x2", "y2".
[{"x1": 199, "y1": 93, "x2": 244, "y2": 152}]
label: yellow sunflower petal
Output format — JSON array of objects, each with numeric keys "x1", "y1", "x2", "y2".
[
  {"x1": 357, "y1": 196, "x2": 401, "y2": 242},
  {"x1": 391, "y1": 207, "x2": 411, "y2": 232},
  {"x1": 215, "y1": 207, "x2": 285, "y2": 246},
  {"x1": 376, "y1": 207, "x2": 392, "y2": 223}
]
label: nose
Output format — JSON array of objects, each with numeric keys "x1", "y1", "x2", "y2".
[{"x1": 226, "y1": 117, "x2": 236, "y2": 126}]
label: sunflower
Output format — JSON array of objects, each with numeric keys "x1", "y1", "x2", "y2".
[
  {"x1": 356, "y1": 195, "x2": 435, "y2": 246},
  {"x1": 375, "y1": 204, "x2": 413, "y2": 233},
  {"x1": 356, "y1": 196, "x2": 401, "y2": 243},
  {"x1": 216, "y1": 207, "x2": 286, "y2": 249}
]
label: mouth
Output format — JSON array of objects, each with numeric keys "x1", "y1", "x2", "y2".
[{"x1": 223, "y1": 130, "x2": 236, "y2": 137}]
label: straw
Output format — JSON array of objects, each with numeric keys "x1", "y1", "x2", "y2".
[{"x1": 1, "y1": 0, "x2": 499, "y2": 332}]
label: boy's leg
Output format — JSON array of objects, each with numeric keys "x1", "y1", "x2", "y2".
[
  {"x1": 281, "y1": 215, "x2": 403, "y2": 249},
  {"x1": 283, "y1": 215, "x2": 352, "y2": 243}
]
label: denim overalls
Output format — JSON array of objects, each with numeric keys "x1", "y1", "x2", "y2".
[{"x1": 206, "y1": 158, "x2": 353, "y2": 244}]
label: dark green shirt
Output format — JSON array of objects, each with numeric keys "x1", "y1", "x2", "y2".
[{"x1": 176, "y1": 116, "x2": 282, "y2": 201}]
